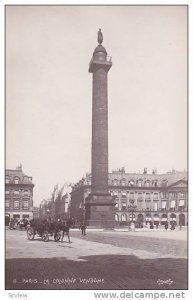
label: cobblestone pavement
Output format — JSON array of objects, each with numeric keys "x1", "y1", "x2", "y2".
[{"x1": 5, "y1": 228, "x2": 188, "y2": 290}]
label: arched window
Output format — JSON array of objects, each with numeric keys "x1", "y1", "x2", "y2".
[
  {"x1": 129, "y1": 213, "x2": 136, "y2": 221},
  {"x1": 112, "y1": 179, "x2": 118, "y2": 186},
  {"x1": 179, "y1": 214, "x2": 185, "y2": 226},
  {"x1": 153, "y1": 214, "x2": 159, "y2": 221},
  {"x1": 145, "y1": 213, "x2": 152, "y2": 221},
  {"x1": 121, "y1": 214, "x2": 127, "y2": 222},
  {"x1": 170, "y1": 213, "x2": 176, "y2": 220},
  {"x1": 23, "y1": 176, "x2": 29, "y2": 183},
  {"x1": 14, "y1": 177, "x2": 19, "y2": 184},
  {"x1": 120, "y1": 178, "x2": 126, "y2": 186},
  {"x1": 137, "y1": 214, "x2": 144, "y2": 223},
  {"x1": 152, "y1": 180, "x2": 158, "y2": 187},
  {"x1": 161, "y1": 179, "x2": 168, "y2": 187},
  {"x1": 145, "y1": 181, "x2": 150, "y2": 187},
  {"x1": 115, "y1": 214, "x2": 119, "y2": 221},
  {"x1": 5, "y1": 176, "x2": 10, "y2": 184}
]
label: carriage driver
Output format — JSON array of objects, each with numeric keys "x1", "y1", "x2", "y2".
[{"x1": 61, "y1": 220, "x2": 71, "y2": 244}]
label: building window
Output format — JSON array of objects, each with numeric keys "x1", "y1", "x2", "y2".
[
  {"x1": 23, "y1": 176, "x2": 29, "y2": 183},
  {"x1": 170, "y1": 192, "x2": 177, "y2": 199},
  {"x1": 121, "y1": 202, "x2": 127, "y2": 210},
  {"x1": 113, "y1": 192, "x2": 118, "y2": 198},
  {"x1": 154, "y1": 193, "x2": 158, "y2": 200},
  {"x1": 5, "y1": 190, "x2": 10, "y2": 195},
  {"x1": 138, "y1": 193, "x2": 143, "y2": 200},
  {"x1": 115, "y1": 214, "x2": 119, "y2": 221},
  {"x1": 161, "y1": 180, "x2": 168, "y2": 187},
  {"x1": 23, "y1": 190, "x2": 29, "y2": 196},
  {"x1": 154, "y1": 202, "x2": 158, "y2": 211},
  {"x1": 23, "y1": 200, "x2": 29, "y2": 209},
  {"x1": 14, "y1": 177, "x2": 19, "y2": 184},
  {"x1": 14, "y1": 200, "x2": 20, "y2": 209},
  {"x1": 6, "y1": 176, "x2": 10, "y2": 184},
  {"x1": 23, "y1": 214, "x2": 29, "y2": 219},
  {"x1": 112, "y1": 179, "x2": 118, "y2": 186},
  {"x1": 161, "y1": 192, "x2": 168, "y2": 199},
  {"x1": 130, "y1": 180, "x2": 135, "y2": 187},
  {"x1": 178, "y1": 199, "x2": 185, "y2": 210},
  {"x1": 161, "y1": 201, "x2": 167, "y2": 211},
  {"x1": 145, "y1": 181, "x2": 150, "y2": 187},
  {"x1": 121, "y1": 192, "x2": 127, "y2": 198},
  {"x1": 120, "y1": 179, "x2": 126, "y2": 186},
  {"x1": 152, "y1": 181, "x2": 158, "y2": 187},
  {"x1": 146, "y1": 193, "x2": 150, "y2": 200},
  {"x1": 180, "y1": 192, "x2": 185, "y2": 199},
  {"x1": 138, "y1": 180, "x2": 142, "y2": 187},
  {"x1": 130, "y1": 192, "x2": 134, "y2": 200},
  {"x1": 6, "y1": 201, "x2": 10, "y2": 208},
  {"x1": 14, "y1": 190, "x2": 20, "y2": 195},
  {"x1": 129, "y1": 213, "x2": 136, "y2": 221},
  {"x1": 170, "y1": 200, "x2": 176, "y2": 211},
  {"x1": 121, "y1": 214, "x2": 127, "y2": 222}
]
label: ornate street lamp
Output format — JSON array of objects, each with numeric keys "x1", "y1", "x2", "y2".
[{"x1": 127, "y1": 199, "x2": 137, "y2": 222}]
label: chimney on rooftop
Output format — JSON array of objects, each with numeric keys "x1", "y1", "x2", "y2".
[
  {"x1": 16, "y1": 163, "x2": 22, "y2": 171},
  {"x1": 152, "y1": 168, "x2": 157, "y2": 174},
  {"x1": 143, "y1": 168, "x2": 147, "y2": 174}
]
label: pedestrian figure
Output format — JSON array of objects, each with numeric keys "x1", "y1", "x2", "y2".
[
  {"x1": 80, "y1": 222, "x2": 87, "y2": 236},
  {"x1": 61, "y1": 220, "x2": 71, "y2": 243},
  {"x1": 150, "y1": 222, "x2": 154, "y2": 229},
  {"x1": 165, "y1": 221, "x2": 168, "y2": 230},
  {"x1": 130, "y1": 221, "x2": 135, "y2": 231},
  {"x1": 147, "y1": 222, "x2": 150, "y2": 230},
  {"x1": 179, "y1": 221, "x2": 182, "y2": 230},
  {"x1": 171, "y1": 221, "x2": 175, "y2": 230}
]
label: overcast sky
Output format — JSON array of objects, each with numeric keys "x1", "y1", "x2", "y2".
[{"x1": 6, "y1": 5, "x2": 187, "y2": 206}]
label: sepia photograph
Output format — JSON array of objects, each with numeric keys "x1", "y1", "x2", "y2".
[{"x1": 4, "y1": 3, "x2": 188, "y2": 297}]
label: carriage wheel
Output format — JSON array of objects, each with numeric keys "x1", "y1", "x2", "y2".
[
  {"x1": 54, "y1": 232, "x2": 61, "y2": 242},
  {"x1": 27, "y1": 227, "x2": 35, "y2": 240},
  {"x1": 42, "y1": 231, "x2": 49, "y2": 242}
]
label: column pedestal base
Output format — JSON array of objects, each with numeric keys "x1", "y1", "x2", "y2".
[{"x1": 85, "y1": 193, "x2": 116, "y2": 228}]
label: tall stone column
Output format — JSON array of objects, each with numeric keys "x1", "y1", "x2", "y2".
[{"x1": 85, "y1": 29, "x2": 115, "y2": 228}]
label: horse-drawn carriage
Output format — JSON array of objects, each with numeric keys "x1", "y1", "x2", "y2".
[{"x1": 27, "y1": 219, "x2": 62, "y2": 242}]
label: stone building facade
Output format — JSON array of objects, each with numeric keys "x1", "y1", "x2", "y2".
[
  {"x1": 5, "y1": 165, "x2": 34, "y2": 225},
  {"x1": 70, "y1": 168, "x2": 188, "y2": 227},
  {"x1": 39, "y1": 193, "x2": 71, "y2": 221}
]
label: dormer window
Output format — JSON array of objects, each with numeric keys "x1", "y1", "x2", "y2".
[
  {"x1": 23, "y1": 176, "x2": 29, "y2": 183},
  {"x1": 14, "y1": 190, "x2": 20, "y2": 195},
  {"x1": 112, "y1": 179, "x2": 118, "y2": 186},
  {"x1": 120, "y1": 179, "x2": 126, "y2": 186},
  {"x1": 152, "y1": 180, "x2": 158, "y2": 187},
  {"x1": 145, "y1": 181, "x2": 150, "y2": 187},
  {"x1": 161, "y1": 179, "x2": 168, "y2": 187},
  {"x1": 14, "y1": 177, "x2": 19, "y2": 184}
]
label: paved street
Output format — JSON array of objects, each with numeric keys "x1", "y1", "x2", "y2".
[{"x1": 5, "y1": 228, "x2": 188, "y2": 290}]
